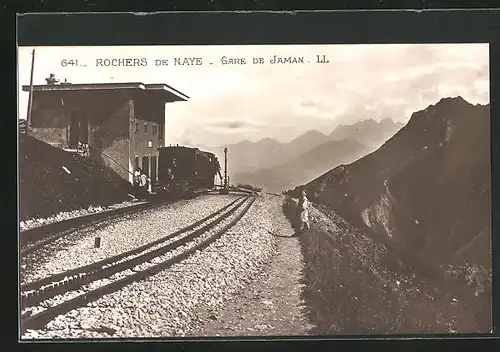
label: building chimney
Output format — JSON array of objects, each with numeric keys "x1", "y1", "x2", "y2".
[{"x1": 45, "y1": 73, "x2": 59, "y2": 85}]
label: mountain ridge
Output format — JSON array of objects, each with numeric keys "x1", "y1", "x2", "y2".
[
  {"x1": 293, "y1": 96, "x2": 490, "y2": 267},
  {"x1": 195, "y1": 117, "x2": 404, "y2": 179},
  {"x1": 233, "y1": 139, "x2": 369, "y2": 193},
  {"x1": 225, "y1": 117, "x2": 403, "y2": 148}
]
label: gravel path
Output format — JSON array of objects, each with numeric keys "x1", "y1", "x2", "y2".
[
  {"x1": 193, "y1": 211, "x2": 315, "y2": 337},
  {"x1": 22, "y1": 193, "x2": 287, "y2": 339},
  {"x1": 21, "y1": 194, "x2": 241, "y2": 284}
]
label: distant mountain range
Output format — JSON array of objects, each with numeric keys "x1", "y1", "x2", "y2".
[
  {"x1": 292, "y1": 96, "x2": 490, "y2": 267},
  {"x1": 329, "y1": 118, "x2": 405, "y2": 149},
  {"x1": 194, "y1": 118, "x2": 404, "y2": 190},
  {"x1": 234, "y1": 139, "x2": 369, "y2": 193}
]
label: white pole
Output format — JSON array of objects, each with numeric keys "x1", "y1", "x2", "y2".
[{"x1": 26, "y1": 49, "x2": 35, "y2": 131}]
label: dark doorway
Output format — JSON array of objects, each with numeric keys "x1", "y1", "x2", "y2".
[
  {"x1": 69, "y1": 110, "x2": 89, "y2": 149},
  {"x1": 151, "y1": 155, "x2": 157, "y2": 184},
  {"x1": 134, "y1": 157, "x2": 139, "y2": 172},
  {"x1": 142, "y1": 156, "x2": 150, "y2": 177}
]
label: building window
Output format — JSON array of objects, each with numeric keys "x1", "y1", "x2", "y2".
[
  {"x1": 153, "y1": 124, "x2": 157, "y2": 135},
  {"x1": 134, "y1": 156, "x2": 139, "y2": 171},
  {"x1": 159, "y1": 123, "x2": 164, "y2": 140},
  {"x1": 135, "y1": 122, "x2": 139, "y2": 132},
  {"x1": 144, "y1": 122, "x2": 148, "y2": 133}
]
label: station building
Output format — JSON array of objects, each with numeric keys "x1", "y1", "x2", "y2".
[{"x1": 22, "y1": 74, "x2": 189, "y2": 185}]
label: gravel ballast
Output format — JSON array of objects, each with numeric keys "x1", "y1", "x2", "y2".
[
  {"x1": 20, "y1": 200, "x2": 145, "y2": 232},
  {"x1": 21, "y1": 197, "x2": 250, "y2": 319},
  {"x1": 21, "y1": 193, "x2": 285, "y2": 339},
  {"x1": 21, "y1": 194, "x2": 241, "y2": 284}
]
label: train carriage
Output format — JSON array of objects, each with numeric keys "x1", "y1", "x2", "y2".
[{"x1": 153, "y1": 146, "x2": 221, "y2": 198}]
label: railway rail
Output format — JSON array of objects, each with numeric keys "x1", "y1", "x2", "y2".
[
  {"x1": 20, "y1": 199, "x2": 172, "y2": 256},
  {"x1": 21, "y1": 188, "x2": 255, "y2": 256},
  {"x1": 20, "y1": 194, "x2": 256, "y2": 333},
  {"x1": 20, "y1": 195, "x2": 244, "y2": 288}
]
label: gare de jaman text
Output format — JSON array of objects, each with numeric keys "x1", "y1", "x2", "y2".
[{"x1": 94, "y1": 55, "x2": 327, "y2": 67}]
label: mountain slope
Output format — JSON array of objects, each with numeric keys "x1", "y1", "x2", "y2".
[
  {"x1": 207, "y1": 138, "x2": 285, "y2": 175},
  {"x1": 20, "y1": 134, "x2": 134, "y2": 221},
  {"x1": 300, "y1": 97, "x2": 490, "y2": 267},
  {"x1": 278, "y1": 130, "x2": 331, "y2": 162},
  {"x1": 196, "y1": 118, "x2": 404, "y2": 178},
  {"x1": 233, "y1": 139, "x2": 369, "y2": 193},
  {"x1": 329, "y1": 118, "x2": 404, "y2": 149},
  {"x1": 281, "y1": 198, "x2": 490, "y2": 333}
]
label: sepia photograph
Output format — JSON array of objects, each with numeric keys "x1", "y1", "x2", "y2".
[{"x1": 17, "y1": 43, "x2": 491, "y2": 340}]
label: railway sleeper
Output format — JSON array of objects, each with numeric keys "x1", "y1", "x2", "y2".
[{"x1": 22, "y1": 272, "x2": 96, "y2": 309}]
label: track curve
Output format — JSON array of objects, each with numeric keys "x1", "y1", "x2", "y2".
[{"x1": 21, "y1": 195, "x2": 256, "y2": 332}]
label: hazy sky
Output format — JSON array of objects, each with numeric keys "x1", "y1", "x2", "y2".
[{"x1": 17, "y1": 44, "x2": 489, "y2": 146}]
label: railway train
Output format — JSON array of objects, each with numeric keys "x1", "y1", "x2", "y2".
[{"x1": 151, "y1": 145, "x2": 223, "y2": 198}]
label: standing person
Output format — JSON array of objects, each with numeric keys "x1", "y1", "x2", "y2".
[
  {"x1": 134, "y1": 167, "x2": 149, "y2": 200},
  {"x1": 140, "y1": 170, "x2": 149, "y2": 192},
  {"x1": 133, "y1": 167, "x2": 142, "y2": 198},
  {"x1": 297, "y1": 189, "x2": 310, "y2": 232},
  {"x1": 167, "y1": 168, "x2": 174, "y2": 181},
  {"x1": 138, "y1": 168, "x2": 149, "y2": 200}
]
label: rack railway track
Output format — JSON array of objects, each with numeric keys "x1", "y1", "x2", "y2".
[
  {"x1": 20, "y1": 195, "x2": 244, "y2": 287},
  {"x1": 20, "y1": 199, "x2": 173, "y2": 256},
  {"x1": 21, "y1": 189, "x2": 255, "y2": 256},
  {"x1": 20, "y1": 194, "x2": 256, "y2": 333}
]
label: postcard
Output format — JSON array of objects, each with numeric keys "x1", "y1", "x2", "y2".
[{"x1": 17, "y1": 16, "x2": 492, "y2": 341}]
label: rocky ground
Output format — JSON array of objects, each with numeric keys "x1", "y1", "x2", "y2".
[
  {"x1": 20, "y1": 134, "x2": 133, "y2": 221},
  {"x1": 19, "y1": 200, "x2": 145, "y2": 232},
  {"x1": 22, "y1": 193, "x2": 314, "y2": 339},
  {"x1": 281, "y1": 197, "x2": 491, "y2": 335}
]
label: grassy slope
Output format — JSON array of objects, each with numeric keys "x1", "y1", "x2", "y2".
[{"x1": 282, "y1": 197, "x2": 491, "y2": 335}]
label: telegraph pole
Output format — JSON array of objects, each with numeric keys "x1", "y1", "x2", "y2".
[
  {"x1": 224, "y1": 147, "x2": 228, "y2": 190},
  {"x1": 26, "y1": 49, "x2": 35, "y2": 131}
]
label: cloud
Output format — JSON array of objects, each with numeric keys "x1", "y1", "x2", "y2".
[
  {"x1": 208, "y1": 119, "x2": 265, "y2": 132},
  {"x1": 299, "y1": 99, "x2": 335, "y2": 113}
]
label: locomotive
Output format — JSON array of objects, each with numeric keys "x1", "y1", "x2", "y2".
[{"x1": 152, "y1": 145, "x2": 222, "y2": 198}]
